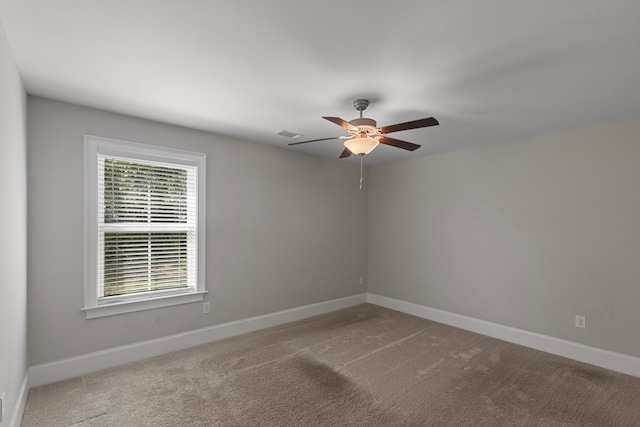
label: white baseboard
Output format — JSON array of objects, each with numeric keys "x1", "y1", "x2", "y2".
[
  {"x1": 9, "y1": 371, "x2": 29, "y2": 427},
  {"x1": 29, "y1": 293, "x2": 367, "y2": 388},
  {"x1": 28, "y1": 291, "x2": 638, "y2": 392},
  {"x1": 367, "y1": 293, "x2": 640, "y2": 378}
]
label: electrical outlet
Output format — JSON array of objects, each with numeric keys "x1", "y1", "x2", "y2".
[
  {"x1": 203, "y1": 302, "x2": 210, "y2": 314},
  {"x1": 1, "y1": 391, "x2": 5, "y2": 422},
  {"x1": 359, "y1": 277, "x2": 364, "y2": 285},
  {"x1": 575, "y1": 315, "x2": 586, "y2": 329}
]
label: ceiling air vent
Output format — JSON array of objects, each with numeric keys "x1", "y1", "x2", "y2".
[{"x1": 277, "y1": 130, "x2": 304, "y2": 139}]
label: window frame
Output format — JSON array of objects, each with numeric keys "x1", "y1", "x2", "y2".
[{"x1": 84, "y1": 135, "x2": 206, "y2": 319}]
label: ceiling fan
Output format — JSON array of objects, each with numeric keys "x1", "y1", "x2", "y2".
[{"x1": 288, "y1": 99, "x2": 439, "y2": 158}]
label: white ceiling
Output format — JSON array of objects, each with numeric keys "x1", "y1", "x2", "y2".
[{"x1": 1, "y1": 1, "x2": 640, "y2": 165}]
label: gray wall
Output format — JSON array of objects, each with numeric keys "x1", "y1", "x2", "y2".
[
  {"x1": 0, "y1": 19, "x2": 27, "y2": 425},
  {"x1": 23, "y1": 80, "x2": 640, "y2": 371},
  {"x1": 27, "y1": 97, "x2": 368, "y2": 365},
  {"x1": 368, "y1": 118, "x2": 640, "y2": 358}
]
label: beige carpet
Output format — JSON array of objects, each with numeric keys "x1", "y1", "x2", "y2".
[{"x1": 22, "y1": 304, "x2": 640, "y2": 426}]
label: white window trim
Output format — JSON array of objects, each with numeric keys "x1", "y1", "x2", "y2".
[{"x1": 84, "y1": 135, "x2": 206, "y2": 319}]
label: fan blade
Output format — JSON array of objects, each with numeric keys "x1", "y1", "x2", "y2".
[
  {"x1": 339, "y1": 148, "x2": 352, "y2": 158},
  {"x1": 379, "y1": 117, "x2": 439, "y2": 134},
  {"x1": 288, "y1": 136, "x2": 341, "y2": 146},
  {"x1": 379, "y1": 136, "x2": 421, "y2": 151},
  {"x1": 323, "y1": 116, "x2": 359, "y2": 132}
]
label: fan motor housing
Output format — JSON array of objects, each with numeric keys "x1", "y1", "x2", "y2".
[{"x1": 349, "y1": 117, "x2": 378, "y2": 135}]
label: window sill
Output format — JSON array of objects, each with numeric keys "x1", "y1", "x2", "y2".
[{"x1": 82, "y1": 291, "x2": 207, "y2": 319}]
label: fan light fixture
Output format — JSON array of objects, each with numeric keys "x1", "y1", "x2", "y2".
[{"x1": 344, "y1": 136, "x2": 379, "y2": 155}]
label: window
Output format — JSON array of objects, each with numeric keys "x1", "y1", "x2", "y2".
[{"x1": 84, "y1": 135, "x2": 206, "y2": 318}]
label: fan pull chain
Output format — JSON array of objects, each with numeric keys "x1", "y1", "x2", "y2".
[{"x1": 359, "y1": 154, "x2": 363, "y2": 191}]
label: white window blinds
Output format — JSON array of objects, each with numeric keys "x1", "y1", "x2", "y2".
[{"x1": 97, "y1": 155, "x2": 197, "y2": 302}]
